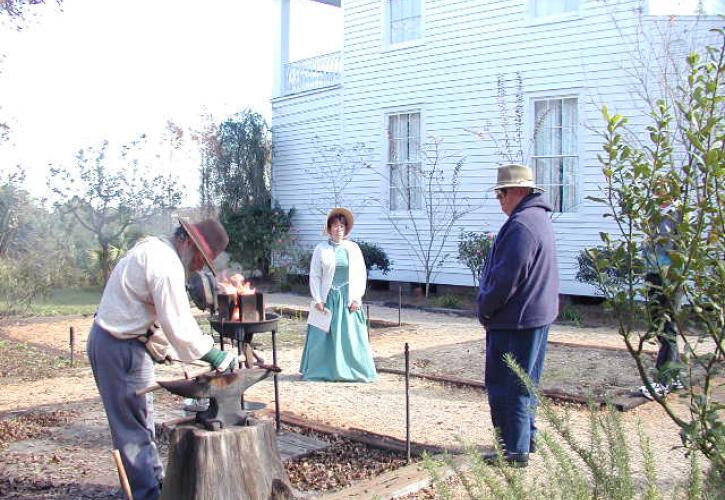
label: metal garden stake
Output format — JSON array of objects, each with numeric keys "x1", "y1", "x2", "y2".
[
  {"x1": 69, "y1": 326, "x2": 75, "y2": 367},
  {"x1": 398, "y1": 285, "x2": 402, "y2": 326},
  {"x1": 405, "y1": 342, "x2": 411, "y2": 464}
]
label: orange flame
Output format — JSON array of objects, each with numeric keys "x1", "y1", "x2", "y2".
[
  {"x1": 216, "y1": 273, "x2": 256, "y2": 320},
  {"x1": 217, "y1": 273, "x2": 255, "y2": 295}
]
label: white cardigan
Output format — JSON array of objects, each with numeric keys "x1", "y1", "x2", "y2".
[{"x1": 309, "y1": 240, "x2": 367, "y2": 307}]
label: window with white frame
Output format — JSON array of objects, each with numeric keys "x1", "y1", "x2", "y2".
[
  {"x1": 387, "y1": 112, "x2": 421, "y2": 211},
  {"x1": 531, "y1": 0, "x2": 579, "y2": 18},
  {"x1": 387, "y1": 0, "x2": 422, "y2": 45},
  {"x1": 532, "y1": 97, "x2": 578, "y2": 212}
]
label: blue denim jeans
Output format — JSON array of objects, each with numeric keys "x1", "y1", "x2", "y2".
[
  {"x1": 87, "y1": 323, "x2": 163, "y2": 500},
  {"x1": 485, "y1": 325, "x2": 549, "y2": 455},
  {"x1": 646, "y1": 273, "x2": 682, "y2": 384}
]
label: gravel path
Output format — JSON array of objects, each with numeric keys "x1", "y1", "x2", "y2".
[
  {"x1": 0, "y1": 293, "x2": 703, "y2": 495},
  {"x1": 261, "y1": 294, "x2": 698, "y2": 493}
]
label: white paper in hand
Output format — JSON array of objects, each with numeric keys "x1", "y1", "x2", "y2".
[{"x1": 307, "y1": 301, "x2": 332, "y2": 333}]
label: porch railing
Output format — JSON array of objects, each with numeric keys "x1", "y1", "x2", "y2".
[{"x1": 283, "y1": 52, "x2": 341, "y2": 95}]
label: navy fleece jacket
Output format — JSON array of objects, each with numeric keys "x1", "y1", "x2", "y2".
[{"x1": 477, "y1": 193, "x2": 559, "y2": 329}]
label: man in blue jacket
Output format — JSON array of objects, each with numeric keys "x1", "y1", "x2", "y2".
[{"x1": 477, "y1": 164, "x2": 559, "y2": 467}]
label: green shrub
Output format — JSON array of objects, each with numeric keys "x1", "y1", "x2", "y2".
[
  {"x1": 559, "y1": 306, "x2": 583, "y2": 325},
  {"x1": 353, "y1": 240, "x2": 392, "y2": 275},
  {"x1": 457, "y1": 231, "x2": 496, "y2": 287},
  {"x1": 575, "y1": 246, "x2": 643, "y2": 295},
  {"x1": 28, "y1": 287, "x2": 101, "y2": 316},
  {"x1": 433, "y1": 294, "x2": 463, "y2": 310}
]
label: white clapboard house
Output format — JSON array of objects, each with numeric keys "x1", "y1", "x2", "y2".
[{"x1": 271, "y1": 0, "x2": 723, "y2": 295}]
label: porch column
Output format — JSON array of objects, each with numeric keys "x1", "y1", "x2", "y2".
[{"x1": 274, "y1": 0, "x2": 290, "y2": 97}]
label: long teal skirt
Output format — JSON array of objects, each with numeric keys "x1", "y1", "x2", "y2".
[{"x1": 299, "y1": 284, "x2": 377, "y2": 382}]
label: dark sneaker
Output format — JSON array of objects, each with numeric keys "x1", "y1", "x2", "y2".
[
  {"x1": 183, "y1": 397, "x2": 210, "y2": 412},
  {"x1": 669, "y1": 379, "x2": 685, "y2": 391},
  {"x1": 481, "y1": 451, "x2": 529, "y2": 468},
  {"x1": 639, "y1": 383, "x2": 669, "y2": 400}
]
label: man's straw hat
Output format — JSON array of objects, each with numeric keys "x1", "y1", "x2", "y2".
[{"x1": 492, "y1": 164, "x2": 544, "y2": 192}]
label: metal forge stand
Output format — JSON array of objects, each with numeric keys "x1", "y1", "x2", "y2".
[{"x1": 209, "y1": 312, "x2": 282, "y2": 431}]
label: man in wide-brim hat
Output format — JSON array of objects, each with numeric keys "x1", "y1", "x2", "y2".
[
  {"x1": 477, "y1": 164, "x2": 559, "y2": 467},
  {"x1": 87, "y1": 217, "x2": 238, "y2": 500}
]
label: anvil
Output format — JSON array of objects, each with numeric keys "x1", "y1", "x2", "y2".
[{"x1": 158, "y1": 367, "x2": 280, "y2": 431}]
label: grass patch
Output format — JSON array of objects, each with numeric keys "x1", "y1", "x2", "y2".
[
  {"x1": 432, "y1": 294, "x2": 465, "y2": 310},
  {"x1": 25, "y1": 287, "x2": 101, "y2": 317},
  {"x1": 559, "y1": 306, "x2": 583, "y2": 326}
]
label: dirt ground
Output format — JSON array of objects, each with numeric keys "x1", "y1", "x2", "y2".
[{"x1": 0, "y1": 295, "x2": 711, "y2": 497}]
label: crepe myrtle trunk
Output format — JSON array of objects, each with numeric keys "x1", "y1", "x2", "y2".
[{"x1": 99, "y1": 240, "x2": 113, "y2": 285}]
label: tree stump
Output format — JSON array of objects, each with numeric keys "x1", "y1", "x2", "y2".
[{"x1": 161, "y1": 420, "x2": 293, "y2": 500}]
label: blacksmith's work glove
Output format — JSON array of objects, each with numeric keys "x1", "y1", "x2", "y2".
[
  {"x1": 201, "y1": 348, "x2": 238, "y2": 372},
  {"x1": 137, "y1": 323, "x2": 173, "y2": 364}
]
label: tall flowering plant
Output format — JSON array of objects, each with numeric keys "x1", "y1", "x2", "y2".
[{"x1": 457, "y1": 231, "x2": 496, "y2": 287}]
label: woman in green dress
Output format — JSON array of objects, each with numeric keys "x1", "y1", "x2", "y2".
[{"x1": 299, "y1": 208, "x2": 377, "y2": 382}]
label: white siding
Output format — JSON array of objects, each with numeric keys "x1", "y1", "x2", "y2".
[
  {"x1": 272, "y1": 86, "x2": 343, "y2": 247},
  {"x1": 272, "y1": 0, "x2": 722, "y2": 295}
]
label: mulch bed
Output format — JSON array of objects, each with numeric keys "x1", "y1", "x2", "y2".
[
  {"x1": 0, "y1": 410, "x2": 78, "y2": 450},
  {"x1": 0, "y1": 408, "x2": 413, "y2": 498},
  {"x1": 0, "y1": 479, "x2": 121, "y2": 500},
  {"x1": 374, "y1": 339, "x2": 653, "y2": 408},
  {"x1": 281, "y1": 423, "x2": 411, "y2": 493}
]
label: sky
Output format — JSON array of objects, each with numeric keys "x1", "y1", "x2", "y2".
[{"x1": 0, "y1": 0, "x2": 342, "y2": 205}]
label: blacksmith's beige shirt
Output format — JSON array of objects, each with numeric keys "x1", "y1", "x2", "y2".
[{"x1": 95, "y1": 237, "x2": 213, "y2": 361}]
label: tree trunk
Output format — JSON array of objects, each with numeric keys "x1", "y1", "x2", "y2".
[
  {"x1": 161, "y1": 420, "x2": 293, "y2": 500},
  {"x1": 100, "y1": 241, "x2": 112, "y2": 286}
]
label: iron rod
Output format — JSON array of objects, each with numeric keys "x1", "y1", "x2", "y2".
[
  {"x1": 237, "y1": 324, "x2": 244, "y2": 357},
  {"x1": 69, "y1": 326, "x2": 75, "y2": 367},
  {"x1": 405, "y1": 342, "x2": 411, "y2": 464},
  {"x1": 398, "y1": 285, "x2": 402, "y2": 326},
  {"x1": 219, "y1": 317, "x2": 225, "y2": 351},
  {"x1": 272, "y1": 329, "x2": 281, "y2": 432}
]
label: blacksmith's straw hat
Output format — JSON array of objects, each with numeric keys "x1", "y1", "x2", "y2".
[
  {"x1": 179, "y1": 218, "x2": 229, "y2": 276},
  {"x1": 324, "y1": 207, "x2": 354, "y2": 236},
  {"x1": 492, "y1": 164, "x2": 545, "y2": 192}
]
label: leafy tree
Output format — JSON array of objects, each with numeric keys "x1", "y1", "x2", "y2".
[
  {"x1": 0, "y1": 0, "x2": 60, "y2": 18},
  {"x1": 0, "y1": 167, "x2": 27, "y2": 256},
  {"x1": 198, "y1": 109, "x2": 271, "y2": 211},
  {"x1": 587, "y1": 31, "x2": 724, "y2": 480},
  {"x1": 48, "y1": 138, "x2": 182, "y2": 285},
  {"x1": 197, "y1": 110, "x2": 284, "y2": 276},
  {"x1": 221, "y1": 205, "x2": 294, "y2": 277},
  {"x1": 0, "y1": 168, "x2": 75, "y2": 314}
]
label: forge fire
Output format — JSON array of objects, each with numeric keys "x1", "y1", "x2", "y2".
[
  {"x1": 217, "y1": 272, "x2": 256, "y2": 296},
  {"x1": 216, "y1": 273, "x2": 264, "y2": 322}
]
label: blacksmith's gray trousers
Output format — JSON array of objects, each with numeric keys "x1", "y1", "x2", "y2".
[{"x1": 87, "y1": 323, "x2": 163, "y2": 500}]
